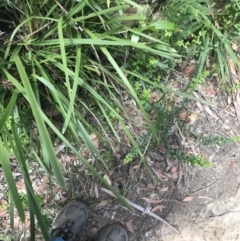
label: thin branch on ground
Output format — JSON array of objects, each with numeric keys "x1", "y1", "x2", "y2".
[
  {"x1": 190, "y1": 179, "x2": 221, "y2": 195},
  {"x1": 101, "y1": 187, "x2": 180, "y2": 234}
]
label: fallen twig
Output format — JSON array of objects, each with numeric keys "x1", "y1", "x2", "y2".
[
  {"x1": 101, "y1": 187, "x2": 179, "y2": 234},
  {"x1": 190, "y1": 179, "x2": 221, "y2": 196}
]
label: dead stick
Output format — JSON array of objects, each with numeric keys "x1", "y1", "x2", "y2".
[
  {"x1": 101, "y1": 187, "x2": 179, "y2": 234},
  {"x1": 190, "y1": 179, "x2": 221, "y2": 196}
]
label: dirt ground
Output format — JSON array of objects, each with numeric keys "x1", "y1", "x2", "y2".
[
  {"x1": 80, "y1": 81, "x2": 240, "y2": 241},
  {"x1": 144, "y1": 83, "x2": 240, "y2": 241},
  {"x1": 81, "y1": 143, "x2": 240, "y2": 241},
  {"x1": 148, "y1": 142, "x2": 240, "y2": 241}
]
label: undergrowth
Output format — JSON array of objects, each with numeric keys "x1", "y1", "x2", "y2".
[{"x1": 0, "y1": 0, "x2": 240, "y2": 239}]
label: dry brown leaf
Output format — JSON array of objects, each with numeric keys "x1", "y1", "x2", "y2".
[
  {"x1": 167, "y1": 172, "x2": 178, "y2": 181},
  {"x1": 34, "y1": 183, "x2": 49, "y2": 192},
  {"x1": 150, "y1": 91, "x2": 160, "y2": 103},
  {"x1": 227, "y1": 96, "x2": 232, "y2": 105},
  {"x1": 0, "y1": 208, "x2": 8, "y2": 217},
  {"x1": 156, "y1": 169, "x2": 167, "y2": 179},
  {"x1": 160, "y1": 187, "x2": 168, "y2": 192},
  {"x1": 147, "y1": 183, "x2": 154, "y2": 189},
  {"x1": 24, "y1": 220, "x2": 31, "y2": 229},
  {"x1": 232, "y1": 42, "x2": 239, "y2": 51},
  {"x1": 233, "y1": 91, "x2": 240, "y2": 125},
  {"x1": 183, "y1": 65, "x2": 195, "y2": 76},
  {"x1": 205, "y1": 84, "x2": 217, "y2": 96},
  {"x1": 196, "y1": 101, "x2": 204, "y2": 111},
  {"x1": 2, "y1": 220, "x2": 10, "y2": 229},
  {"x1": 103, "y1": 174, "x2": 112, "y2": 185},
  {"x1": 230, "y1": 161, "x2": 238, "y2": 170},
  {"x1": 182, "y1": 196, "x2": 193, "y2": 202},
  {"x1": 125, "y1": 219, "x2": 134, "y2": 233},
  {"x1": 189, "y1": 113, "x2": 198, "y2": 125},
  {"x1": 179, "y1": 110, "x2": 188, "y2": 121},
  {"x1": 123, "y1": 134, "x2": 131, "y2": 146},
  {"x1": 69, "y1": 155, "x2": 76, "y2": 162},
  {"x1": 90, "y1": 133, "x2": 100, "y2": 149},
  {"x1": 159, "y1": 145, "x2": 167, "y2": 154},
  {"x1": 204, "y1": 106, "x2": 218, "y2": 119},
  {"x1": 228, "y1": 59, "x2": 238, "y2": 84},
  {"x1": 114, "y1": 144, "x2": 121, "y2": 154},
  {"x1": 170, "y1": 166, "x2": 178, "y2": 173},
  {"x1": 16, "y1": 180, "x2": 26, "y2": 192},
  {"x1": 94, "y1": 184, "x2": 99, "y2": 199},
  {"x1": 13, "y1": 217, "x2": 22, "y2": 230},
  {"x1": 96, "y1": 199, "x2": 111, "y2": 207},
  {"x1": 152, "y1": 205, "x2": 165, "y2": 213},
  {"x1": 60, "y1": 153, "x2": 66, "y2": 167},
  {"x1": 229, "y1": 59, "x2": 237, "y2": 75},
  {"x1": 142, "y1": 197, "x2": 163, "y2": 204}
]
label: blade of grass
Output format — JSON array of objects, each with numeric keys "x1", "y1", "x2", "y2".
[
  {"x1": 124, "y1": 26, "x2": 171, "y2": 45},
  {"x1": 32, "y1": 38, "x2": 180, "y2": 58},
  {"x1": 199, "y1": 12, "x2": 240, "y2": 71},
  {"x1": 11, "y1": 120, "x2": 50, "y2": 240},
  {"x1": 85, "y1": 29, "x2": 156, "y2": 137},
  {"x1": 0, "y1": 137, "x2": 25, "y2": 223},
  {"x1": 57, "y1": 17, "x2": 72, "y2": 133},
  {"x1": 14, "y1": 55, "x2": 65, "y2": 188},
  {"x1": 33, "y1": 73, "x2": 108, "y2": 168},
  {"x1": 195, "y1": 32, "x2": 210, "y2": 79},
  {"x1": 97, "y1": 102, "x2": 121, "y2": 142},
  {"x1": 0, "y1": 92, "x2": 18, "y2": 132},
  {"x1": 41, "y1": 111, "x2": 134, "y2": 211},
  {"x1": 85, "y1": 29, "x2": 157, "y2": 180},
  {"x1": 106, "y1": 15, "x2": 146, "y2": 24},
  {"x1": 72, "y1": 5, "x2": 130, "y2": 22}
]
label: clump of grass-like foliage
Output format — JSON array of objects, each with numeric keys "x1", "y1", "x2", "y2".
[
  {"x1": 0, "y1": 0, "x2": 181, "y2": 239},
  {"x1": 1, "y1": 0, "x2": 240, "y2": 240}
]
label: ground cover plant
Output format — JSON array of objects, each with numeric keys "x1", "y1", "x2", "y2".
[{"x1": 0, "y1": 0, "x2": 240, "y2": 240}]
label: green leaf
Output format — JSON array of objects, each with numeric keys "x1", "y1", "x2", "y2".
[
  {"x1": 0, "y1": 138, "x2": 25, "y2": 223},
  {"x1": 0, "y1": 93, "x2": 18, "y2": 132},
  {"x1": 14, "y1": 55, "x2": 65, "y2": 188},
  {"x1": 11, "y1": 120, "x2": 50, "y2": 240},
  {"x1": 146, "y1": 20, "x2": 180, "y2": 31}
]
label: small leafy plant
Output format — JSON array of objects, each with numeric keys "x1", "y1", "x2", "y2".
[
  {"x1": 186, "y1": 70, "x2": 210, "y2": 93},
  {"x1": 163, "y1": 0, "x2": 240, "y2": 84}
]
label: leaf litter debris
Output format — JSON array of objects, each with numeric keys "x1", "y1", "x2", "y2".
[
  {"x1": 125, "y1": 218, "x2": 134, "y2": 233},
  {"x1": 152, "y1": 205, "x2": 166, "y2": 213}
]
